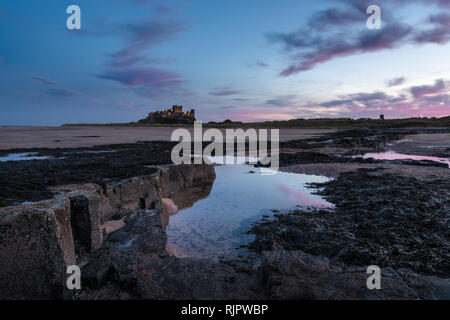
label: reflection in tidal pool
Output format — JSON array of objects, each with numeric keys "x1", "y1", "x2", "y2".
[
  {"x1": 165, "y1": 163, "x2": 333, "y2": 260},
  {"x1": 360, "y1": 151, "x2": 450, "y2": 166},
  {"x1": 0, "y1": 153, "x2": 49, "y2": 162}
]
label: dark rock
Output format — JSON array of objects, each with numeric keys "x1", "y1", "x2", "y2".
[
  {"x1": 0, "y1": 199, "x2": 76, "y2": 299},
  {"x1": 0, "y1": 141, "x2": 175, "y2": 207},
  {"x1": 81, "y1": 248, "x2": 113, "y2": 289},
  {"x1": 260, "y1": 250, "x2": 450, "y2": 300},
  {"x1": 248, "y1": 169, "x2": 450, "y2": 278},
  {"x1": 70, "y1": 194, "x2": 102, "y2": 252}
]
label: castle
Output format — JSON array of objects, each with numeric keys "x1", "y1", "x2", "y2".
[{"x1": 138, "y1": 105, "x2": 196, "y2": 124}]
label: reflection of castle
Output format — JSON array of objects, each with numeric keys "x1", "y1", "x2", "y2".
[{"x1": 139, "y1": 105, "x2": 196, "y2": 124}]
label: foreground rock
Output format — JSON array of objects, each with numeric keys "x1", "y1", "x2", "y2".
[
  {"x1": 0, "y1": 141, "x2": 176, "y2": 207},
  {"x1": 77, "y1": 209, "x2": 264, "y2": 300},
  {"x1": 78, "y1": 166, "x2": 450, "y2": 300},
  {"x1": 261, "y1": 250, "x2": 449, "y2": 300},
  {"x1": 0, "y1": 198, "x2": 75, "y2": 299},
  {"x1": 0, "y1": 164, "x2": 215, "y2": 299},
  {"x1": 78, "y1": 206, "x2": 449, "y2": 300}
]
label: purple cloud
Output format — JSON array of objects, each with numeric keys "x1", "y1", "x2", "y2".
[
  {"x1": 349, "y1": 91, "x2": 391, "y2": 102},
  {"x1": 414, "y1": 13, "x2": 450, "y2": 44},
  {"x1": 320, "y1": 89, "x2": 417, "y2": 112},
  {"x1": 256, "y1": 61, "x2": 269, "y2": 67},
  {"x1": 410, "y1": 79, "x2": 448, "y2": 98},
  {"x1": 108, "y1": 56, "x2": 150, "y2": 69},
  {"x1": 85, "y1": 7, "x2": 189, "y2": 99},
  {"x1": 45, "y1": 88, "x2": 82, "y2": 97},
  {"x1": 218, "y1": 106, "x2": 237, "y2": 110},
  {"x1": 320, "y1": 99, "x2": 354, "y2": 107},
  {"x1": 429, "y1": 13, "x2": 450, "y2": 27},
  {"x1": 268, "y1": 0, "x2": 450, "y2": 76},
  {"x1": 129, "y1": 0, "x2": 157, "y2": 4},
  {"x1": 386, "y1": 77, "x2": 405, "y2": 87},
  {"x1": 96, "y1": 67, "x2": 189, "y2": 99},
  {"x1": 414, "y1": 14, "x2": 450, "y2": 44},
  {"x1": 209, "y1": 87, "x2": 242, "y2": 96},
  {"x1": 308, "y1": 8, "x2": 364, "y2": 30},
  {"x1": 319, "y1": 91, "x2": 401, "y2": 110},
  {"x1": 266, "y1": 95, "x2": 298, "y2": 107},
  {"x1": 270, "y1": 22, "x2": 412, "y2": 76},
  {"x1": 312, "y1": 78, "x2": 450, "y2": 118},
  {"x1": 431, "y1": 0, "x2": 450, "y2": 8},
  {"x1": 96, "y1": 67, "x2": 182, "y2": 87},
  {"x1": 127, "y1": 0, "x2": 174, "y2": 12},
  {"x1": 232, "y1": 98, "x2": 250, "y2": 102},
  {"x1": 109, "y1": 20, "x2": 186, "y2": 69},
  {"x1": 420, "y1": 93, "x2": 450, "y2": 104},
  {"x1": 32, "y1": 76, "x2": 57, "y2": 85}
]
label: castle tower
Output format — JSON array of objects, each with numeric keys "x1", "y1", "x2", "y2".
[{"x1": 172, "y1": 105, "x2": 183, "y2": 113}]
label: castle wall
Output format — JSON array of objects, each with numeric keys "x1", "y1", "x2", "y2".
[{"x1": 172, "y1": 105, "x2": 183, "y2": 113}]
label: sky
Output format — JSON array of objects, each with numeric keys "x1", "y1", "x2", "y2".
[{"x1": 0, "y1": 0, "x2": 449, "y2": 125}]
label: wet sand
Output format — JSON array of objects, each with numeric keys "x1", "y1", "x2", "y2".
[
  {"x1": 281, "y1": 162, "x2": 450, "y2": 181},
  {"x1": 389, "y1": 133, "x2": 450, "y2": 157},
  {"x1": 0, "y1": 126, "x2": 337, "y2": 150}
]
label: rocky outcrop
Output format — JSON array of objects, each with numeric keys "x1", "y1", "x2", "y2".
[
  {"x1": 0, "y1": 164, "x2": 215, "y2": 300},
  {"x1": 245, "y1": 167, "x2": 450, "y2": 300},
  {"x1": 77, "y1": 209, "x2": 450, "y2": 300},
  {"x1": 0, "y1": 199, "x2": 76, "y2": 299},
  {"x1": 260, "y1": 250, "x2": 450, "y2": 300},
  {"x1": 76, "y1": 209, "x2": 264, "y2": 300},
  {"x1": 100, "y1": 163, "x2": 215, "y2": 222},
  {"x1": 248, "y1": 168, "x2": 450, "y2": 278}
]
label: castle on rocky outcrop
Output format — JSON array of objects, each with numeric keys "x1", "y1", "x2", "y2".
[{"x1": 138, "y1": 105, "x2": 196, "y2": 124}]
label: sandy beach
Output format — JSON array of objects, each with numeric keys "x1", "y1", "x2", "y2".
[{"x1": 0, "y1": 126, "x2": 337, "y2": 150}]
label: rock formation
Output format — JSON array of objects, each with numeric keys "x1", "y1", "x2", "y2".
[{"x1": 0, "y1": 164, "x2": 215, "y2": 299}]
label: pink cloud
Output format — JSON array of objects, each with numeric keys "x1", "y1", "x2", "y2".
[
  {"x1": 229, "y1": 111, "x2": 294, "y2": 122},
  {"x1": 88, "y1": 97, "x2": 107, "y2": 105},
  {"x1": 410, "y1": 79, "x2": 448, "y2": 98},
  {"x1": 96, "y1": 67, "x2": 182, "y2": 88},
  {"x1": 115, "y1": 99, "x2": 136, "y2": 109}
]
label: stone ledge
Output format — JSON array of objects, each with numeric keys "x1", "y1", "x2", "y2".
[{"x1": 0, "y1": 164, "x2": 215, "y2": 299}]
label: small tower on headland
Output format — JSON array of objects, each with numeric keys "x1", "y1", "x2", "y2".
[{"x1": 379, "y1": 114, "x2": 385, "y2": 120}]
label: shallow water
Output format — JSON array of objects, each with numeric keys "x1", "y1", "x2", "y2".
[
  {"x1": 165, "y1": 162, "x2": 333, "y2": 260},
  {"x1": 0, "y1": 153, "x2": 49, "y2": 162},
  {"x1": 360, "y1": 151, "x2": 450, "y2": 166}
]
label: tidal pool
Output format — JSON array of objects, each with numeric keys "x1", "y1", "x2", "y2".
[
  {"x1": 165, "y1": 161, "x2": 333, "y2": 260},
  {"x1": 0, "y1": 153, "x2": 49, "y2": 162},
  {"x1": 359, "y1": 151, "x2": 450, "y2": 166}
]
